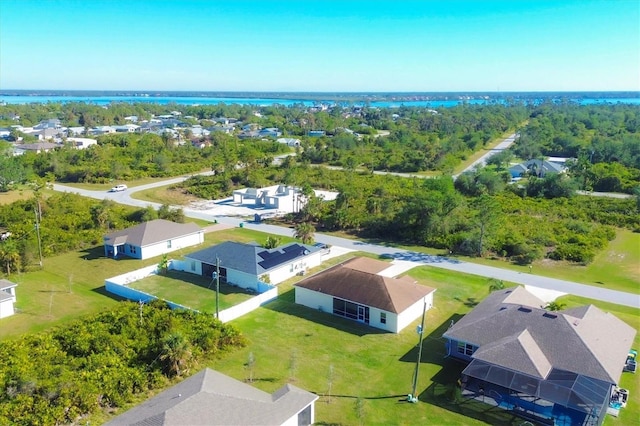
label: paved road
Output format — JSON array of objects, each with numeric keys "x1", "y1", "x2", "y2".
[
  {"x1": 454, "y1": 133, "x2": 517, "y2": 179},
  {"x1": 53, "y1": 172, "x2": 640, "y2": 309}
]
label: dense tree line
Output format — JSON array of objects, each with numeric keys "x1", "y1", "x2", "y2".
[
  {"x1": 0, "y1": 192, "x2": 185, "y2": 273},
  {"x1": 0, "y1": 300, "x2": 246, "y2": 425},
  {"x1": 512, "y1": 103, "x2": 640, "y2": 193},
  {"x1": 180, "y1": 164, "x2": 636, "y2": 264},
  {"x1": 300, "y1": 104, "x2": 529, "y2": 173}
]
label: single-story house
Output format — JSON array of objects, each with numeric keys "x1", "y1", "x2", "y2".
[
  {"x1": 295, "y1": 257, "x2": 436, "y2": 333},
  {"x1": 104, "y1": 368, "x2": 318, "y2": 426},
  {"x1": 0, "y1": 279, "x2": 18, "y2": 319},
  {"x1": 276, "y1": 137, "x2": 301, "y2": 147},
  {"x1": 258, "y1": 127, "x2": 282, "y2": 138},
  {"x1": 104, "y1": 219, "x2": 204, "y2": 260},
  {"x1": 443, "y1": 286, "x2": 636, "y2": 426},
  {"x1": 67, "y1": 137, "x2": 97, "y2": 149},
  {"x1": 509, "y1": 159, "x2": 565, "y2": 178},
  {"x1": 13, "y1": 142, "x2": 59, "y2": 155},
  {"x1": 184, "y1": 241, "x2": 323, "y2": 291}
]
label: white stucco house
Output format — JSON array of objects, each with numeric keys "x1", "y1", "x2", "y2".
[
  {"x1": 232, "y1": 185, "x2": 305, "y2": 213},
  {"x1": 0, "y1": 279, "x2": 18, "y2": 319},
  {"x1": 105, "y1": 368, "x2": 317, "y2": 426},
  {"x1": 295, "y1": 257, "x2": 436, "y2": 333},
  {"x1": 104, "y1": 219, "x2": 204, "y2": 260},
  {"x1": 184, "y1": 241, "x2": 323, "y2": 292},
  {"x1": 67, "y1": 137, "x2": 97, "y2": 149}
]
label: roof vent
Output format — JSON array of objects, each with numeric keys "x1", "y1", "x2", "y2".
[
  {"x1": 518, "y1": 306, "x2": 532, "y2": 313},
  {"x1": 543, "y1": 312, "x2": 557, "y2": 319}
]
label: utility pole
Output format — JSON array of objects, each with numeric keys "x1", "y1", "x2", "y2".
[
  {"x1": 409, "y1": 300, "x2": 427, "y2": 403},
  {"x1": 34, "y1": 205, "x2": 43, "y2": 268}
]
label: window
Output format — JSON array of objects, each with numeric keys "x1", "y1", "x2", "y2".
[
  {"x1": 167, "y1": 240, "x2": 172, "y2": 249},
  {"x1": 380, "y1": 312, "x2": 387, "y2": 324},
  {"x1": 457, "y1": 342, "x2": 475, "y2": 356},
  {"x1": 129, "y1": 245, "x2": 137, "y2": 254},
  {"x1": 190, "y1": 261, "x2": 196, "y2": 271},
  {"x1": 332, "y1": 298, "x2": 369, "y2": 324}
]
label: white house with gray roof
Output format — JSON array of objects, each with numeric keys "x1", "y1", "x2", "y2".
[
  {"x1": 184, "y1": 241, "x2": 323, "y2": 292},
  {"x1": 0, "y1": 279, "x2": 18, "y2": 319},
  {"x1": 104, "y1": 219, "x2": 204, "y2": 260},
  {"x1": 105, "y1": 368, "x2": 318, "y2": 426},
  {"x1": 443, "y1": 286, "x2": 636, "y2": 426}
]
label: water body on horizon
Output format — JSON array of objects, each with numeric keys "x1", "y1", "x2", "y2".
[{"x1": 1, "y1": 95, "x2": 639, "y2": 108}]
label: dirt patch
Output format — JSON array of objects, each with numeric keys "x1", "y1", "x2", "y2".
[{"x1": 203, "y1": 223, "x2": 234, "y2": 233}]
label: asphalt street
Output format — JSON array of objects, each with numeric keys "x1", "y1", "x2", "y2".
[{"x1": 52, "y1": 151, "x2": 640, "y2": 309}]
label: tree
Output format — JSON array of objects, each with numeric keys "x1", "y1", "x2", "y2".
[
  {"x1": 263, "y1": 236, "x2": 280, "y2": 249},
  {"x1": 0, "y1": 240, "x2": 21, "y2": 275},
  {"x1": 158, "y1": 254, "x2": 169, "y2": 275},
  {"x1": 545, "y1": 301, "x2": 566, "y2": 311},
  {"x1": 159, "y1": 333, "x2": 192, "y2": 377},
  {"x1": 472, "y1": 195, "x2": 501, "y2": 257},
  {"x1": 245, "y1": 352, "x2": 255, "y2": 383},
  {"x1": 293, "y1": 221, "x2": 315, "y2": 245},
  {"x1": 487, "y1": 278, "x2": 505, "y2": 293}
]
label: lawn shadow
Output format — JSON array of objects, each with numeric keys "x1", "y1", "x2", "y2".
[
  {"x1": 263, "y1": 289, "x2": 388, "y2": 337},
  {"x1": 399, "y1": 314, "x2": 463, "y2": 364},
  {"x1": 78, "y1": 245, "x2": 107, "y2": 261},
  {"x1": 91, "y1": 285, "x2": 128, "y2": 302},
  {"x1": 454, "y1": 296, "x2": 479, "y2": 308},
  {"x1": 164, "y1": 270, "x2": 255, "y2": 296}
]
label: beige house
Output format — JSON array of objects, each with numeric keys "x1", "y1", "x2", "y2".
[{"x1": 295, "y1": 257, "x2": 435, "y2": 333}]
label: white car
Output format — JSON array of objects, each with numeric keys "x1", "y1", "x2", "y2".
[{"x1": 110, "y1": 184, "x2": 128, "y2": 192}]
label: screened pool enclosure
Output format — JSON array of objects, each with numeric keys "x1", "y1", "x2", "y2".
[{"x1": 461, "y1": 359, "x2": 611, "y2": 426}]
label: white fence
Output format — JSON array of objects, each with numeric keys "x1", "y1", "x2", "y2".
[
  {"x1": 218, "y1": 287, "x2": 278, "y2": 322},
  {"x1": 104, "y1": 260, "x2": 278, "y2": 323}
]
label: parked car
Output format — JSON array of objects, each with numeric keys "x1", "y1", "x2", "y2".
[{"x1": 110, "y1": 184, "x2": 128, "y2": 192}]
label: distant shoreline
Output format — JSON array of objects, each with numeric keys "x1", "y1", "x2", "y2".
[{"x1": 1, "y1": 90, "x2": 639, "y2": 103}]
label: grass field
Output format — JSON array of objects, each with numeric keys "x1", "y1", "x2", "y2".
[
  {"x1": 131, "y1": 184, "x2": 199, "y2": 205},
  {"x1": 459, "y1": 229, "x2": 640, "y2": 294},
  {"x1": 201, "y1": 264, "x2": 639, "y2": 425},
  {"x1": 0, "y1": 228, "x2": 295, "y2": 339},
  {"x1": 2, "y1": 223, "x2": 638, "y2": 425},
  {"x1": 0, "y1": 187, "x2": 35, "y2": 205},
  {"x1": 130, "y1": 269, "x2": 255, "y2": 312}
]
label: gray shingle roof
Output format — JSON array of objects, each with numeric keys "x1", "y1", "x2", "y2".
[
  {"x1": 0, "y1": 289, "x2": 13, "y2": 302},
  {"x1": 185, "y1": 241, "x2": 319, "y2": 275},
  {"x1": 295, "y1": 257, "x2": 435, "y2": 313},
  {"x1": 444, "y1": 287, "x2": 636, "y2": 384},
  {"x1": 0, "y1": 279, "x2": 17, "y2": 291},
  {"x1": 104, "y1": 368, "x2": 317, "y2": 426},
  {"x1": 104, "y1": 220, "x2": 202, "y2": 247}
]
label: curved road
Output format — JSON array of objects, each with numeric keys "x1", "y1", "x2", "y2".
[{"x1": 54, "y1": 177, "x2": 640, "y2": 309}]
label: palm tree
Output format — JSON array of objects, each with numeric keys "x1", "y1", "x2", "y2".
[
  {"x1": 0, "y1": 240, "x2": 21, "y2": 275},
  {"x1": 159, "y1": 333, "x2": 192, "y2": 377},
  {"x1": 487, "y1": 278, "x2": 505, "y2": 293},
  {"x1": 293, "y1": 221, "x2": 315, "y2": 245},
  {"x1": 545, "y1": 301, "x2": 566, "y2": 311},
  {"x1": 263, "y1": 236, "x2": 280, "y2": 249}
]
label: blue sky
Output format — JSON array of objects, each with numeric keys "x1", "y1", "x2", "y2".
[{"x1": 0, "y1": 0, "x2": 638, "y2": 92}]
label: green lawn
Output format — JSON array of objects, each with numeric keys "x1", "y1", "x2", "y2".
[
  {"x1": 4, "y1": 230, "x2": 638, "y2": 425},
  {"x1": 130, "y1": 270, "x2": 255, "y2": 312},
  {"x1": 201, "y1": 264, "x2": 640, "y2": 425},
  {"x1": 461, "y1": 229, "x2": 640, "y2": 294},
  {"x1": 0, "y1": 228, "x2": 297, "y2": 340}
]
